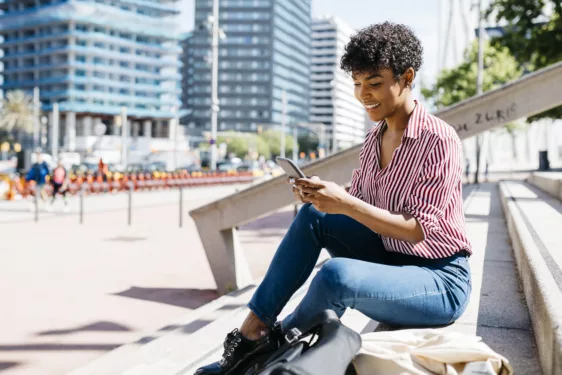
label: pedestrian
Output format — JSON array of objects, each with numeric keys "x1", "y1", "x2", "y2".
[
  {"x1": 465, "y1": 159, "x2": 470, "y2": 183},
  {"x1": 25, "y1": 152, "x2": 50, "y2": 210},
  {"x1": 485, "y1": 160, "x2": 489, "y2": 182},
  {"x1": 50, "y1": 160, "x2": 69, "y2": 211},
  {"x1": 196, "y1": 22, "x2": 472, "y2": 375}
]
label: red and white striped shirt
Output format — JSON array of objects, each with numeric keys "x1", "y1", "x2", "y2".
[{"x1": 348, "y1": 102, "x2": 472, "y2": 259}]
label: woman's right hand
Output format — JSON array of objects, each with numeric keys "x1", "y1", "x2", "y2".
[{"x1": 288, "y1": 175, "x2": 320, "y2": 203}]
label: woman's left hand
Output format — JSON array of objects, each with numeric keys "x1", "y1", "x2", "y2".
[{"x1": 295, "y1": 178, "x2": 353, "y2": 214}]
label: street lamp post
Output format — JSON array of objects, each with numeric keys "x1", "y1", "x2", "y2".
[
  {"x1": 40, "y1": 116, "x2": 48, "y2": 150},
  {"x1": 210, "y1": 0, "x2": 220, "y2": 170},
  {"x1": 171, "y1": 106, "x2": 179, "y2": 170},
  {"x1": 51, "y1": 103, "x2": 59, "y2": 161},
  {"x1": 292, "y1": 124, "x2": 298, "y2": 161},
  {"x1": 32, "y1": 87, "x2": 40, "y2": 151},
  {"x1": 330, "y1": 79, "x2": 337, "y2": 155},
  {"x1": 474, "y1": 0, "x2": 484, "y2": 184},
  {"x1": 120, "y1": 106, "x2": 128, "y2": 169},
  {"x1": 280, "y1": 90, "x2": 287, "y2": 158}
]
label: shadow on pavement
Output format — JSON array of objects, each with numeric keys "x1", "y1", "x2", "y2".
[
  {"x1": 112, "y1": 287, "x2": 218, "y2": 309},
  {"x1": 36, "y1": 321, "x2": 132, "y2": 336},
  {"x1": 0, "y1": 362, "x2": 19, "y2": 372},
  {"x1": 0, "y1": 343, "x2": 121, "y2": 351},
  {"x1": 239, "y1": 209, "x2": 294, "y2": 231}
]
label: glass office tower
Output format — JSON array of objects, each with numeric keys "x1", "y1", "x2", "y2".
[
  {"x1": 183, "y1": 0, "x2": 311, "y2": 135},
  {"x1": 0, "y1": 0, "x2": 183, "y2": 163},
  {"x1": 311, "y1": 16, "x2": 366, "y2": 151}
]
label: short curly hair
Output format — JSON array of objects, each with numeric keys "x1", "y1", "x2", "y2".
[{"x1": 340, "y1": 22, "x2": 423, "y2": 80}]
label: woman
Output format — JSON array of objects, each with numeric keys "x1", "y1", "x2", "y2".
[{"x1": 196, "y1": 22, "x2": 472, "y2": 375}]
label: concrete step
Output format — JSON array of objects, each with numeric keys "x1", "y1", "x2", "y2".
[
  {"x1": 68, "y1": 183, "x2": 541, "y2": 374},
  {"x1": 499, "y1": 180, "x2": 562, "y2": 375},
  {"x1": 527, "y1": 172, "x2": 562, "y2": 202}
]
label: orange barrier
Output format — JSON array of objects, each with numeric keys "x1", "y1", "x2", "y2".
[{"x1": 6, "y1": 171, "x2": 257, "y2": 199}]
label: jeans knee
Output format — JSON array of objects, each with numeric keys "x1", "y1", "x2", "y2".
[
  {"x1": 315, "y1": 258, "x2": 356, "y2": 296},
  {"x1": 296, "y1": 203, "x2": 321, "y2": 222}
]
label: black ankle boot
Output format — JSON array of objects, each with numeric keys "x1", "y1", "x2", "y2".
[{"x1": 194, "y1": 324, "x2": 282, "y2": 375}]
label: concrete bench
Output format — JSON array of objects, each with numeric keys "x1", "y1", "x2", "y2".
[
  {"x1": 499, "y1": 180, "x2": 562, "y2": 375},
  {"x1": 527, "y1": 172, "x2": 562, "y2": 202}
]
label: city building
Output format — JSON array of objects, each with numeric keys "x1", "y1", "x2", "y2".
[
  {"x1": 182, "y1": 0, "x2": 312, "y2": 137},
  {"x1": 310, "y1": 16, "x2": 365, "y2": 151},
  {"x1": 0, "y1": 0, "x2": 186, "y2": 167}
]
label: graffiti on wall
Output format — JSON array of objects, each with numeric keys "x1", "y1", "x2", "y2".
[{"x1": 453, "y1": 102, "x2": 518, "y2": 134}]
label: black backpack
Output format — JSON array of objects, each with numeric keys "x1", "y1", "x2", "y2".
[{"x1": 244, "y1": 310, "x2": 361, "y2": 375}]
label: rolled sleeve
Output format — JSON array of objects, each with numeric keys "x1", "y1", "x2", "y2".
[{"x1": 403, "y1": 136, "x2": 462, "y2": 244}]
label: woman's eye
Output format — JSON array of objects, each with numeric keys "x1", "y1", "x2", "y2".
[
  {"x1": 370, "y1": 83, "x2": 382, "y2": 87},
  {"x1": 353, "y1": 83, "x2": 360, "y2": 87}
]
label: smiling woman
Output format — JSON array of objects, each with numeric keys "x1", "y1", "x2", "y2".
[{"x1": 195, "y1": 22, "x2": 472, "y2": 375}]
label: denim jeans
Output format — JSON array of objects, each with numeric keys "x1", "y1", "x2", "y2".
[{"x1": 248, "y1": 203, "x2": 472, "y2": 332}]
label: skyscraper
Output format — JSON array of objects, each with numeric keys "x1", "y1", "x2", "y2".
[
  {"x1": 183, "y1": 0, "x2": 311, "y2": 135},
  {"x1": 310, "y1": 16, "x2": 366, "y2": 151},
  {"x1": 0, "y1": 0, "x2": 183, "y2": 164}
]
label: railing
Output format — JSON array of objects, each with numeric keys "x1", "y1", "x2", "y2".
[{"x1": 190, "y1": 61, "x2": 562, "y2": 295}]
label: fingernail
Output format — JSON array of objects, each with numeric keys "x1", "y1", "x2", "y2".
[
  {"x1": 289, "y1": 179, "x2": 294, "y2": 184},
  {"x1": 292, "y1": 184, "x2": 297, "y2": 188}
]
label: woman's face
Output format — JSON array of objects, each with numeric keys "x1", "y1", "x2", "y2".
[{"x1": 352, "y1": 68, "x2": 410, "y2": 122}]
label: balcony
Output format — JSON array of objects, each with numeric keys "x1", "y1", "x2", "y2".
[
  {"x1": 72, "y1": 61, "x2": 181, "y2": 81},
  {"x1": 71, "y1": 45, "x2": 181, "y2": 68},
  {"x1": 73, "y1": 31, "x2": 182, "y2": 54},
  {"x1": 62, "y1": 89, "x2": 179, "y2": 107},
  {"x1": 1, "y1": 46, "x2": 71, "y2": 59},
  {"x1": 0, "y1": 1, "x2": 182, "y2": 40},
  {"x1": 72, "y1": 76, "x2": 180, "y2": 94},
  {"x1": 46, "y1": 101, "x2": 178, "y2": 119},
  {"x1": 0, "y1": 31, "x2": 72, "y2": 47}
]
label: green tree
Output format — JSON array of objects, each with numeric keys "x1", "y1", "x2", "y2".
[
  {"x1": 297, "y1": 133, "x2": 319, "y2": 156},
  {"x1": 486, "y1": 0, "x2": 562, "y2": 121},
  {"x1": 199, "y1": 131, "x2": 271, "y2": 159},
  {"x1": 258, "y1": 129, "x2": 294, "y2": 158},
  {"x1": 422, "y1": 41, "x2": 523, "y2": 183},
  {"x1": 221, "y1": 133, "x2": 249, "y2": 158},
  {"x1": 422, "y1": 41, "x2": 523, "y2": 107}
]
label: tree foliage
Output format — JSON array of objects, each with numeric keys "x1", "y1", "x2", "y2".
[
  {"x1": 486, "y1": 0, "x2": 562, "y2": 120},
  {"x1": 259, "y1": 129, "x2": 294, "y2": 158},
  {"x1": 198, "y1": 131, "x2": 271, "y2": 159},
  {"x1": 422, "y1": 41, "x2": 523, "y2": 108}
]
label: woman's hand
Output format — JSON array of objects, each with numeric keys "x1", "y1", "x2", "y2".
[
  {"x1": 294, "y1": 178, "x2": 354, "y2": 214},
  {"x1": 288, "y1": 176, "x2": 320, "y2": 203}
]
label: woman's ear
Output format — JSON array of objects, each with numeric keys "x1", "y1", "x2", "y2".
[{"x1": 402, "y1": 68, "x2": 416, "y2": 89}]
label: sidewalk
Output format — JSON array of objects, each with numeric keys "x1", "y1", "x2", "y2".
[{"x1": 0, "y1": 185, "x2": 278, "y2": 375}]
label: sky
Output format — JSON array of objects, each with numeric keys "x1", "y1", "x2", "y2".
[{"x1": 177, "y1": 0, "x2": 442, "y2": 84}]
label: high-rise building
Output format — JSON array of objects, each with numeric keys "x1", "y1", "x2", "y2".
[
  {"x1": 310, "y1": 16, "x2": 365, "y2": 151},
  {"x1": 0, "y1": 0, "x2": 184, "y2": 165},
  {"x1": 182, "y1": 0, "x2": 311, "y2": 135}
]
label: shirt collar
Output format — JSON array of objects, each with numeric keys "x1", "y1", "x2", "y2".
[
  {"x1": 404, "y1": 100, "x2": 427, "y2": 139},
  {"x1": 372, "y1": 100, "x2": 428, "y2": 140}
]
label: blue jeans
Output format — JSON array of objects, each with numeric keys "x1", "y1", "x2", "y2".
[{"x1": 248, "y1": 203, "x2": 472, "y2": 332}]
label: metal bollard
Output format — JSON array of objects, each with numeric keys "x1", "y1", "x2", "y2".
[
  {"x1": 34, "y1": 187, "x2": 39, "y2": 223},
  {"x1": 79, "y1": 186, "x2": 84, "y2": 224},
  {"x1": 179, "y1": 187, "x2": 183, "y2": 228},
  {"x1": 128, "y1": 182, "x2": 133, "y2": 226}
]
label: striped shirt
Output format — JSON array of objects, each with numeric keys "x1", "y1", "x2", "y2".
[{"x1": 348, "y1": 102, "x2": 472, "y2": 259}]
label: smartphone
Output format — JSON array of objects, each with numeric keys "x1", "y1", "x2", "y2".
[{"x1": 276, "y1": 157, "x2": 306, "y2": 179}]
